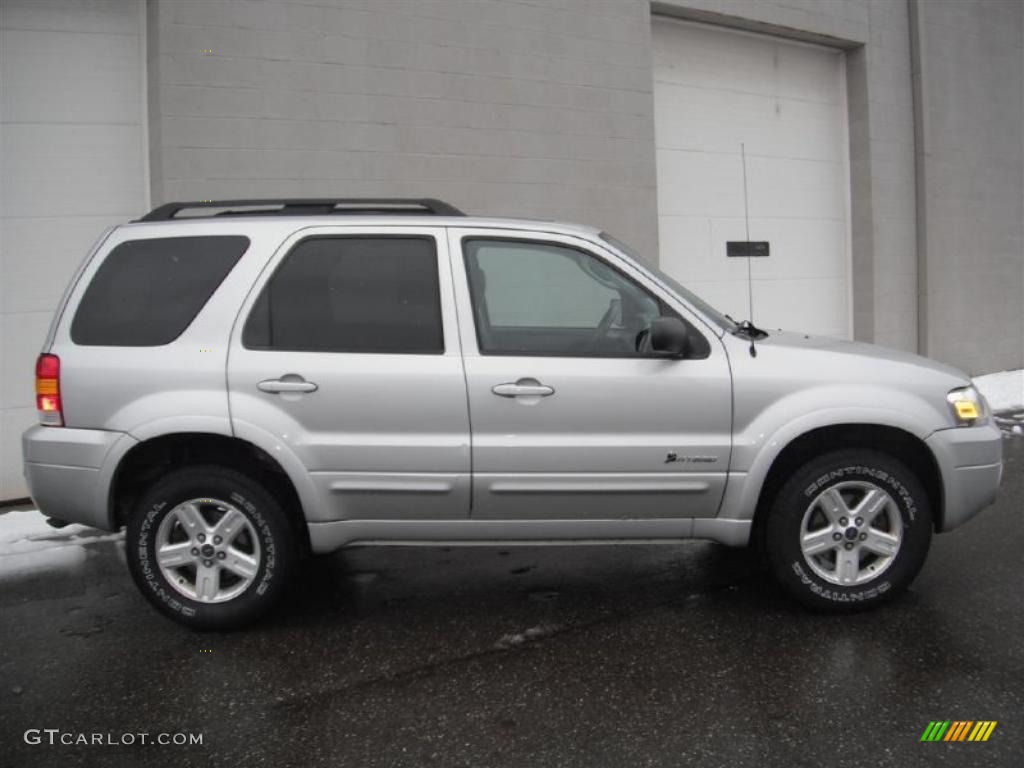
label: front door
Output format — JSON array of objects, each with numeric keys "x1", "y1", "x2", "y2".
[
  {"x1": 228, "y1": 227, "x2": 470, "y2": 521},
  {"x1": 448, "y1": 229, "x2": 732, "y2": 520}
]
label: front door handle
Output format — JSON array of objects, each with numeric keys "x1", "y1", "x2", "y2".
[
  {"x1": 491, "y1": 380, "x2": 555, "y2": 398},
  {"x1": 257, "y1": 375, "x2": 318, "y2": 394}
]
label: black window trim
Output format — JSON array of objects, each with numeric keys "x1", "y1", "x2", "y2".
[
  {"x1": 242, "y1": 233, "x2": 446, "y2": 355},
  {"x1": 461, "y1": 235, "x2": 711, "y2": 360}
]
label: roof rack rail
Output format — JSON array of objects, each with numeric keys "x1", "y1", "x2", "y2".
[{"x1": 136, "y1": 198, "x2": 465, "y2": 222}]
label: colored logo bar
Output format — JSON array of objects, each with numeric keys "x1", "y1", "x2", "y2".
[{"x1": 920, "y1": 721, "x2": 997, "y2": 742}]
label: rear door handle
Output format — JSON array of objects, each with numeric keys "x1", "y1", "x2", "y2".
[
  {"x1": 257, "y1": 376, "x2": 318, "y2": 394},
  {"x1": 491, "y1": 381, "x2": 555, "y2": 398}
]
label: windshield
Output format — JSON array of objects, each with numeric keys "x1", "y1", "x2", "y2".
[{"x1": 598, "y1": 232, "x2": 737, "y2": 332}]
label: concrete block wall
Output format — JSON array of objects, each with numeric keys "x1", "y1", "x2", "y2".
[
  {"x1": 148, "y1": 0, "x2": 1022, "y2": 372},
  {"x1": 148, "y1": 0, "x2": 661, "y2": 259},
  {"x1": 860, "y1": 0, "x2": 918, "y2": 354},
  {"x1": 0, "y1": 0, "x2": 147, "y2": 500},
  {"x1": 912, "y1": 0, "x2": 1024, "y2": 374}
]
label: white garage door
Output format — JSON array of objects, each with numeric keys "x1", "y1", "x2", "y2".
[
  {"x1": 0, "y1": 0, "x2": 147, "y2": 499},
  {"x1": 652, "y1": 18, "x2": 850, "y2": 338}
]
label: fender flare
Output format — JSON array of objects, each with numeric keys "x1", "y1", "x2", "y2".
[
  {"x1": 721, "y1": 403, "x2": 939, "y2": 521},
  {"x1": 113, "y1": 418, "x2": 320, "y2": 527}
]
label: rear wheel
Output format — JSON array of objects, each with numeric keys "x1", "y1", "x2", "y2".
[
  {"x1": 126, "y1": 465, "x2": 296, "y2": 630},
  {"x1": 764, "y1": 450, "x2": 932, "y2": 611}
]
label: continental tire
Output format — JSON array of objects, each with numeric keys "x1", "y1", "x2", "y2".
[
  {"x1": 126, "y1": 465, "x2": 296, "y2": 630},
  {"x1": 765, "y1": 450, "x2": 932, "y2": 612}
]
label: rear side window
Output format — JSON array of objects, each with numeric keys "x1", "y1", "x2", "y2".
[
  {"x1": 71, "y1": 236, "x2": 249, "y2": 346},
  {"x1": 242, "y1": 236, "x2": 444, "y2": 354}
]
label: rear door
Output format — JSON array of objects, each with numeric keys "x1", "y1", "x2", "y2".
[
  {"x1": 449, "y1": 228, "x2": 733, "y2": 520},
  {"x1": 227, "y1": 226, "x2": 470, "y2": 521}
]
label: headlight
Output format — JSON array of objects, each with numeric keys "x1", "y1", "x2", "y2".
[{"x1": 946, "y1": 386, "x2": 988, "y2": 426}]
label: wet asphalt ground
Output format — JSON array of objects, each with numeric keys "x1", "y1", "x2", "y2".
[{"x1": 1, "y1": 436, "x2": 1021, "y2": 768}]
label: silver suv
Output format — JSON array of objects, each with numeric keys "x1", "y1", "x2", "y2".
[{"x1": 22, "y1": 199, "x2": 1003, "y2": 629}]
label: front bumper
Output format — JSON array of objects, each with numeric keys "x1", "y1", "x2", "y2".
[
  {"x1": 925, "y1": 421, "x2": 1004, "y2": 532},
  {"x1": 21, "y1": 425, "x2": 137, "y2": 531}
]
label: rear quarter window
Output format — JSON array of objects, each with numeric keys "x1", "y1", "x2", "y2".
[{"x1": 70, "y1": 236, "x2": 250, "y2": 346}]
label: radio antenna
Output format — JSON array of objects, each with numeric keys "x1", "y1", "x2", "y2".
[
  {"x1": 740, "y1": 143, "x2": 757, "y2": 357},
  {"x1": 741, "y1": 142, "x2": 754, "y2": 324}
]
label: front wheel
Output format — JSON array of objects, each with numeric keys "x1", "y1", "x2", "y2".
[
  {"x1": 126, "y1": 466, "x2": 297, "y2": 630},
  {"x1": 764, "y1": 450, "x2": 932, "y2": 611}
]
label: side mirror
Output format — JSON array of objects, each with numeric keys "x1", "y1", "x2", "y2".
[{"x1": 649, "y1": 317, "x2": 690, "y2": 358}]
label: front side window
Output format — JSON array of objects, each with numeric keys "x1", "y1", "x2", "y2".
[
  {"x1": 599, "y1": 231, "x2": 735, "y2": 333},
  {"x1": 464, "y1": 239, "x2": 706, "y2": 357},
  {"x1": 243, "y1": 236, "x2": 443, "y2": 354}
]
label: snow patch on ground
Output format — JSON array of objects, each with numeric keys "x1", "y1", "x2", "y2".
[
  {"x1": 0, "y1": 546, "x2": 90, "y2": 579},
  {"x1": 974, "y1": 369, "x2": 1024, "y2": 437},
  {"x1": 494, "y1": 623, "x2": 563, "y2": 650},
  {"x1": 973, "y1": 369, "x2": 1023, "y2": 411},
  {"x1": 0, "y1": 509, "x2": 123, "y2": 579}
]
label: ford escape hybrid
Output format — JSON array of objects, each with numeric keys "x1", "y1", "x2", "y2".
[{"x1": 22, "y1": 198, "x2": 1003, "y2": 629}]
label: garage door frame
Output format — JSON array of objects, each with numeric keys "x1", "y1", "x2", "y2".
[{"x1": 651, "y1": 14, "x2": 854, "y2": 339}]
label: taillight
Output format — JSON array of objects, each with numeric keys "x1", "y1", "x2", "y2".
[{"x1": 35, "y1": 353, "x2": 63, "y2": 426}]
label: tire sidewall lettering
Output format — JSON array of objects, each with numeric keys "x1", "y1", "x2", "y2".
[
  {"x1": 803, "y1": 464, "x2": 916, "y2": 524},
  {"x1": 790, "y1": 560, "x2": 892, "y2": 603},
  {"x1": 794, "y1": 464, "x2": 915, "y2": 599},
  {"x1": 134, "y1": 491, "x2": 274, "y2": 617},
  {"x1": 767, "y1": 451, "x2": 932, "y2": 611}
]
